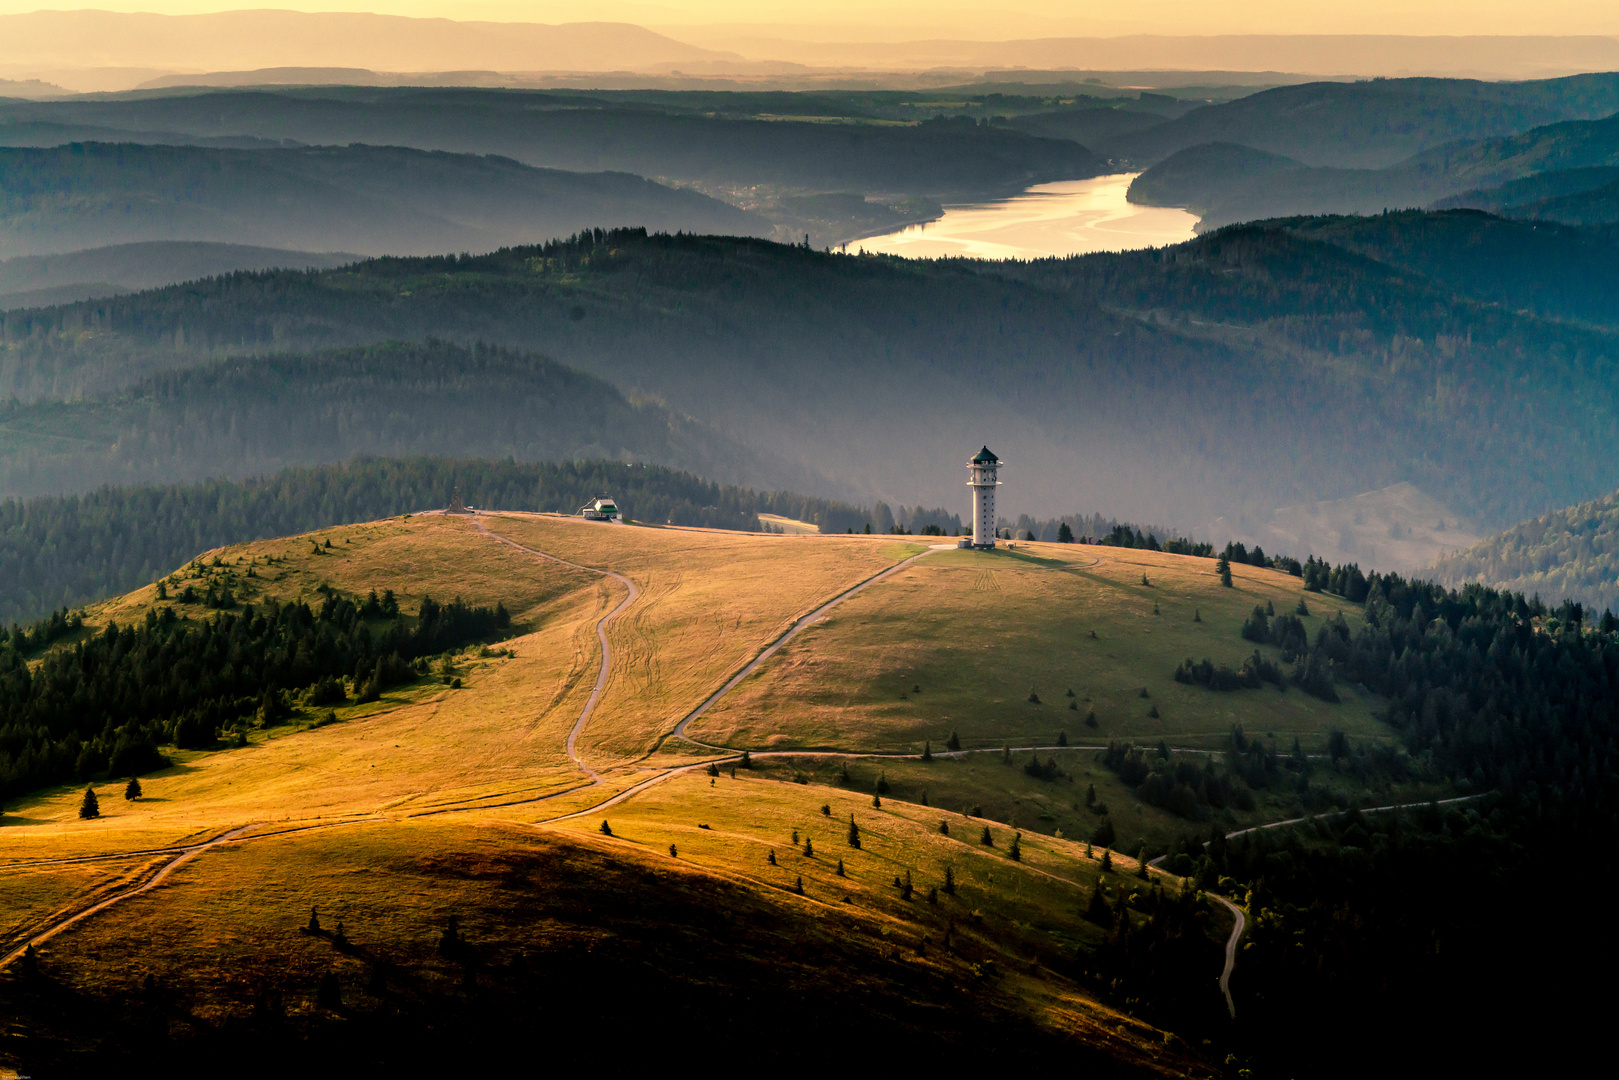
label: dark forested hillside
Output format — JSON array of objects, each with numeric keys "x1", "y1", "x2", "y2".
[
  {"x1": 1276, "y1": 210, "x2": 1619, "y2": 327},
  {"x1": 1097, "y1": 73, "x2": 1619, "y2": 168},
  {"x1": 1425, "y1": 488, "x2": 1619, "y2": 613},
  {"x1": 0, "y1": 88, "x2": 1100, "y2": 202},
  {"x1": 0, "y1": 142, "x2": 768, "y2": 258},
  {"x1": 1134, "y1": 111, "x2": 1619, "y2": 230},
  {"x1": 5, "y1": 225, "x2": 1619, "y2": 535},
  {"x1": 0, "y1": 456, "x2": 869, "y2": 623},
  {"x1": 0, "y1": 241, "x2": 358, "y2": 311},
  {"x1": 0, "y1": 339, "x2": 801, "y2": 499}
]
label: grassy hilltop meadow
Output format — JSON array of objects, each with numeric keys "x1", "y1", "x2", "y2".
[{"x1": 3, "y1": 495, "x2": 1614, "y2": 1076}]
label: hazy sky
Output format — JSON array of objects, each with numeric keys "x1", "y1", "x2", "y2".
[{"x1": 1, "y1": 2, "x2": 1616, "y2": 37}]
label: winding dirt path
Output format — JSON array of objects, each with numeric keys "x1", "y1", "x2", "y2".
[
  {"x1": 672, "y1": 542, "x2": 956, "y2": 747},
  {"x1": 473, "y1": 518, "x2": 639, "y2": 782},
  {"x1": 1208, "y1": 893, "x2": 1244, "y2": 1018},
  {"x1": 0, "y1": 823, "x2": 260, "y2": 968}
]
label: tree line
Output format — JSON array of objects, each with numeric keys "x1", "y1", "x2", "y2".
[{"x1": 0, "y1": 586, "x2": 510, "y2": 800}]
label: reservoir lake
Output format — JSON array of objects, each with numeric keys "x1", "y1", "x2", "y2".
[{"x1": 848, "y1": 173, "x2": 1199, "y2": 260}]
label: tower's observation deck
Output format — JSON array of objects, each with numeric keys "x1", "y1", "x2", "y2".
[{"x1": 965, "y1": 446, "x2": 1002, "y2": 550}]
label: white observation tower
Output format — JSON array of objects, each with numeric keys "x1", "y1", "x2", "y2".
[{"x1": 965, "y1": 446, "x2": 1002, "y2": 549}]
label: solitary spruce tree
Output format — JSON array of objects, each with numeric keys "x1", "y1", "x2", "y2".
[
  {"x1": 943, "y1": 866, "x2": 955, "y2": 894},
  {"x1": 78, "y1": 786, "x2": 100, "y2": 820},
  {"x1": 847, "y1": 815, "x2": 861, "y2": 849},
  {"x1": 124, "y1": 777, "x2": 142, "y2": 800},
  {"x1": 599, "y1": 820, "x2": 612, "y2": 836},
  {"x1": 1009, "y1": 833, "x2": 1023, "y2": 862},
  {"x1": 980, "y1": 826, "x2": 994, "y2": 847},
  {"x1": 946, "y1": 731, "x2": 961, "y2": 751},
  {"x1": 921, "y1": 740, "x2": 933, "y2": 761},
  {"x1": 1218, "y1": 553, "x2": 1233, "y2": 587}
]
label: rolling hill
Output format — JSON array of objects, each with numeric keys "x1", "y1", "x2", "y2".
[
  {"x1": 0, "y1": 340, "x2": 803, "y2": 501},
  {"x1": 0, "y1": 241, "x2": 358, "y2": 310},
  {"x1": 1425, "y1": 488, "x2": 1619, "y2": 613},
  {"x1": 1132, "y1": 111, "x2": 1619, "y2": 230},
  {"x1": 0, "y1": 456, "x2": 868, "y2": 626},
  {"x1": 5, "y1": 224, "x2": 1619, "y2": 536},
  {"x1": 0, "y1": 142, "x2": 768, "y2": 258},
  {"x1": 0, "y1": 504, "x2": 1608, "y2": 1076},
  {"x1": 0, "y1": 88, "x2": 1102, "y2": 204},
  {"x1": 1094, "y1": 73, "x2": 1619, "y2": 169}
]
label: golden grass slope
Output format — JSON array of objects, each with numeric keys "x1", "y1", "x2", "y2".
[
  {"x1": 2, "y1": 512, "x2": 1406, "y2": 1072},
  {"x1": 690, "y1": 539, "x2": 1384, "y2": 753}
]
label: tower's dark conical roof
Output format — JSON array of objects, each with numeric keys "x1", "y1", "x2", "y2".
[{"x1": 971, "y1": 446, "x2": 999, "y2": 464}]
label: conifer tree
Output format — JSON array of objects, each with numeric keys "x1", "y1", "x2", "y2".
[
  {"x1": 980, "y1": 825, "x2": 994, "y2": 846},
  {"x1": 1009, "y1": 833, "x2": 1023, "y2": 861},
  {"x1": 124, "y1": 776, "x2": 142, "y2": 800},
  {"x1": 1218, "y1": 553, "x2": 1233, "y2": 587},
  {"x1": 599, "y1": 820, "x2": 612, "y2": 836},
  {"x1": 308, "y1": 906, "x2": 321, "y2": 933},
  {"x1": 847, "y1": 815, "x2": 861, "y2": 848},
  {"x1": 821, "y1": 803, "x2": 831, "y2": 816},
  {"x1": 1137, "y1": 846, "x2": 1151, "y2": 879},
  {"x1": 944, "y1": 866, "x2": 955, "y2": 894},
  {"x1": 1086, "y1": 783, "x2": 1096, "y2": 806},
  {"x1": 1057, "y1": 730, "x2": 1068, "y2": 746},
  {"x1": 791, "y1": 830, "x2": 799, "y2": 844},
  {"x1": 768, "y1": 849, "x2": 777, "y2": 865},
  {"x1": 921, "y1": 740, "x2": 932, "y2": 761},
  {"x1": 946, "y1": 731, "x2": 961, "y2": 751},
  {"x1": 670, "y1": 844, "x2": 678, "y2": 858},
  {"x1": 794, "y1": 876, "x2": 804, "y2": 895},
  {"x1": 78, "y1": 786, "x2": 99, "y2": 820},
  {"x1": 804, "y1": 837, "x2": 814, "y2": 857},
  {"x1": 1101, "y1": 850, "x2": 1113, "y2": 873},
  {"x1": 836, "y1": 859, "x2": 846, "y2": 876},
  {"x1": 902, "y1": 870, "x2": 913, "y2": 900},
  {"x1": 939, "y1": 819, "x2": 950, "y2": 835},
  {"x1": 1002, "y1": 744, "x2": 1012, "y2": 764},
  {"x1": 872, "y1": 792, "x2": 882, "y2": 808}
]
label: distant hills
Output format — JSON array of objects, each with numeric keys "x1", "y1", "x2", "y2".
[
  {"x1": 1426, "y1": 489, "x2": 1619, "y2": 614},
  {"x1": 0, "y1": 142, "x2": 767, "y2": 258},
  {"x1": 6, "y1": 220, "x2": 1619, "y2": 540},
  {"x1": 1123, "y1": 82, "x2": 1619, "y2": 229},
  {"x1": 0, "y1": 241, "x2": 357, "y2": 310},
  {"x1": 0, "y1": 89, "x2": 1100, "y2": 205},
  {"x1": 0, "y1": 12, "x2": 734, "y2": 78},
  {"x1": 0, "y1": 340, "x2": 781, "y2": 500},
  {"x1": 1101, "y1": 73, "x2": 1619, "y2": 169}
]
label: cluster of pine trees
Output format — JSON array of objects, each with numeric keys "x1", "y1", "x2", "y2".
[{"x1": 0, "y1": 588, "x2": 510, "y2": 799}]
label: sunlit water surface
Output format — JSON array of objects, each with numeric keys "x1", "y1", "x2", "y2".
[{"x1": 848, "y1": 173, "x2": 1199, "y2": 260}]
